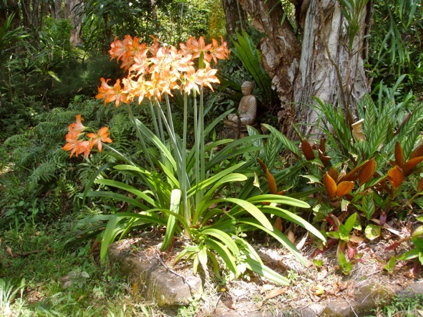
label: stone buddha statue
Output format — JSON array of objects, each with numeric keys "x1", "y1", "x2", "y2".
[{"x1": 224, "y1": 81, "x2": 257, "y2": 129}]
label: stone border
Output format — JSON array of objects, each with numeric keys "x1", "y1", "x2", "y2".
[{"x1": 108, "y1": 240, "x2": 203, "y2": 308}]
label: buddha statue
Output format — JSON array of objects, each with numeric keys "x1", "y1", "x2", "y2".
[{"x1": 224, "y1": 81, "x2": 257, "y2": 130}]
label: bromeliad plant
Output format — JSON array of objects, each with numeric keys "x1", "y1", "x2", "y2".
[
  {"x1": 253, "y1": 82, "x2": 423, "y2": 271},
  {"x1": 64, "y1": 35, "x2": 325, "y2": 285}
]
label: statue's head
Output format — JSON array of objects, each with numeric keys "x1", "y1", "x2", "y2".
[{"x1": 241, "y1": 81, "x2": 254, "y2": 94}]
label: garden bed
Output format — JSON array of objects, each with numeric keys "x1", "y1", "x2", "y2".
[{"x1": 105, "y1": 221, "x2": 423, "y2": 316}]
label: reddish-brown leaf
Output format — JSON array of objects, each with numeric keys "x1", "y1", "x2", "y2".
[
  {"x1": 358, "y1": 158, "x2": 377, "y2": 185},
  {"x1": 385, "y1": 241, "x2": 401, "y2": 251},
  {"x1": 380, "y1": 212, "x2": 387, "y2": 226},
  {"x1": 266, "y1": 169, "x2": 278, "y2": 194},
  {"x1": 257, "y1": 158, "x2": 267, "y2": 173},
  {"x1": 301, "y1": 140, "x2": 315, "y2": 160},
  {"x1": 417, "y1": 178, "x2": 423, "y2": 192},
  {"x1": 336, "y1": 181, "x2": 355, "y2": 197},
  {"x1": 318, "y1": 150, "x2": 331, "y2": 168},
  {"x1": 395, "y1": 141, "x2": 404, "y2": 167},
  {"x1": 323, "y1": 172, "x2": 337, "y2": 199},
  {"x1": 328, "y1": 166, "x2": 339, "y2": 182},
  {"x1": 347, "y1": 244, "x2": 356, "y2": 260},
  {"x1": 403, "y1": 156, "x2": 423, "y2": 177},
  {"x1": 274, "y1": 217, "x2": 283, "y2": 232},
  {"x1": 387, "y1": 166, "x2": 404, "y2": 189},
  {"x1": 319, "y1": 137, "x2": 326, "y2": 152},
  {"x1": 339, "y1": 164, "x2": 362, "y2": 182},
  {"x1": 410, "y1": 143, "x2": 423, "y2": 160}
]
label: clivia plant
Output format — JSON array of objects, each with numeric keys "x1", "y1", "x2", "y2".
[{"x1": 63, "y1": 35, "x2": 326, "y2": 285}]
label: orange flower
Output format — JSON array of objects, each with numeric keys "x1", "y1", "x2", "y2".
[
  {"x1": 182, "y1": 66, "x2": 200, "y2": 94},
  {"x1": 87, "y1": 127, "x2": 112, "y2": 152},
  {"x1": 109, "y1": 35, "x2": 130, "y2": 62},
  {"x1": 194, "y1": 62, "x2": 219, "y2": 90},
  {"x1": 63, "y1": 131, "x2": 90, "y2": 158},
  {"x1": 181, "y1": 36, "x2": 212, "y2": 61},
  {"x1": 210, "y1": 36, "x2": 229, "y2": 64},
  {"x1": 68, "y1": 114, "x2": 86, "y2": 133},
  {"x1": 63, "y1": 115, "x2": 112, "y2": 158},
  {"x1": 96, "y1": 78, "x2": 129, "y2": 107},
  {"x1": 96, "y1": 78, "x2": 113, "y2": 104},
  {"x1": 96, "y1": 35, "x2": 228, "y2": 106}
]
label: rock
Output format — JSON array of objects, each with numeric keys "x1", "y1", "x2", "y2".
[
  {"x1": 301, "y1": 303, "x2": 326, "y2": 317},
  {"x1": 108, "y1": 240, "x2": 202, "y2": 308}
]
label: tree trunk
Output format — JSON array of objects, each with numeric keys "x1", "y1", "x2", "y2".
[
  {"x1": 222, "y1": 0, "x2": 248, "y2": 39},
  {"x1": 238, "y1": 0, "x2": 302, "y2": 134},
  {"x1": 66, "y1": 0, "x2": 82, "y2": 47},
  {"x1": 238, "y1": 0, "x2": 370, "y2": 139}
]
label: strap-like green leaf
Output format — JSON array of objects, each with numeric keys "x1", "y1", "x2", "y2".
[
  {"x1": 95, "y1": 179, "x2": 156, "y2": 206},
  {"x1": 205, "y1": 238, "x2": 239, "y2": 276},
  {"x1": 245, "y1": 257, "x2": 289, "y2": 285},
  {"x1": 240, "y1": 219, "x2": 307, "y2": 266},
  {"x1": 260, "y1": 205, "x2": 326, "y2": 242},
  {"x1": 201, "y1": 228, "x2": 239, "y2": 256},
  {"x1": 161, "y1": 189, "x2": 181, "y2": 251}
]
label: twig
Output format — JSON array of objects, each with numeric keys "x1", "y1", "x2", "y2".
[
  {"x1": 156, "y1": 254, "x2": 188, "y2": 284},
  {"x1": 343, "y1": 295, "x2": 359, "y2": 317}
]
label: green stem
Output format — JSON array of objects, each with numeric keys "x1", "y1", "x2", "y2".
[
  {"x1": 155, "y1": 101, "x2": 165, "y2": 143},
  {"x1": 165, "y1": 94, "x2": 176, "y2": 140},
  {"x1": 182, "y1": 92, "x2": 191, "y2": 231},
  {"x1": 149, "y1": 100, "x2": 161, "y2": 142},
  {"x1": 199, "y1": 88, "x2": 205, "y2": 184},
  {"x1": 155, "y1": 97, "x2": 183, "y2": 175},
  {"x1": 126, "y1": 104, "x2": 154, "y2": 169},
  {"x1": 193, "y1": 90, "x2": 200, "y2": 208}
]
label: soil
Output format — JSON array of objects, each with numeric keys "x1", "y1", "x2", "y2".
[{"x1": 106, "y1": 220, "x2": 423, "y2": 317}]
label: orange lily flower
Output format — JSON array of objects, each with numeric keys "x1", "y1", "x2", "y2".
[
  {"x1": 96, "y1": 78, "x2": 129, "y2": 107},
  {"x1": 68, "y1": 114, "x2": 86, "y2": 133},
  {"x1": 182, "y1": 36, "x2": 212, "y2": 61},
  {"x1": 210, "y1": 37, "x2": 230, "y2": 64},
  {"x1": 63, "y1": 131, "x2": 90, "y2": 158},
  {"x1": 87, "y1": 127, "x2": 112, "y2": 152},
  {"x1": 182, "y1": 66, "x2": 200, "y2": 94},
  {"x1": 194, "y1": 63, "x2": 219, "y2": 90}
]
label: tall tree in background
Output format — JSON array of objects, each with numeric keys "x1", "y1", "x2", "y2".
[
  {"x1": 238, "y1": 0, "x2": 371, "y2": 138},
  {"x1": 221, "y1": 0, "x2": 248, "y2": 39},
  {"x1": 0, "y1": 0, "x2": 82, "y2": 46}
]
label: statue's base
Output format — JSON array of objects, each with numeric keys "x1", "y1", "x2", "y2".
[{"x1": 222, "y1": 120, "x2": 257, "y2": 140}]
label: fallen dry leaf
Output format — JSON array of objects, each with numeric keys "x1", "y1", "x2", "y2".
[
  {"x1": 312, "y1": 284, "x2": 325, "y2": 296},
  {"x1": 287, "y1": 230, "x2": 295, "y2": 243},
  {"x1": 265, "y1": 287, "x2": 286, "y2": 300},
  {"x1": 351, "y1": 119, "x2": 366, "y2": 141},
  {"x1": 317, "y1": 269, "x2": 328, "y2": 281},
  {"x1": 296, "y1": 233, "x2": 308, "y2": 250},
  {"x1": 5, "y1": 245, "x2": 13, "y2": 257}
]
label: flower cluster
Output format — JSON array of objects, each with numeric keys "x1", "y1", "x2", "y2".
[
  {"x1": 63, "y1": 115, "x2": 112, "y2": 158},
  {"x1": 95, "y1": 35, "x2": 229, "y2": 106}
]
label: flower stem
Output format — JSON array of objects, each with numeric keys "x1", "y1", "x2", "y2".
[{"x1": 126, "y1": 104, "x2": 154, "y2": 169}]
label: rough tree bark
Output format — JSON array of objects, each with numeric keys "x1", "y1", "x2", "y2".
[
  {"x1": 66, "y1": 0, "x2": 82, "y2": 47},
  {"x1": 221, "y1": 0, "x2": 248, "y2": 39},
  {"x1": 238, "y1": 0, "x2": 371, "y2": 139}
]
